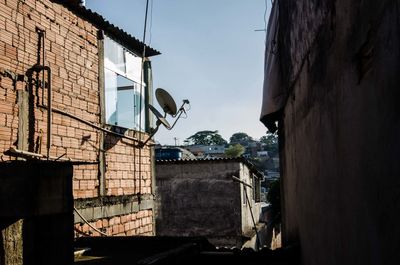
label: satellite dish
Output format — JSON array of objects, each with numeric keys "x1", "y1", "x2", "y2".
[
  {"x1": 149, "y1": 104, "x2": 171, "y2": 129},
  {"x1": 156, "y1": 88, "x2": 177, "y2": 116}
]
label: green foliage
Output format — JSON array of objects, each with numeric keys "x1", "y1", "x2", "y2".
[
  {"x1": 249, "y1": 157, "x2": 267, "y2": 172},
  {"x1": 260, "y1": 132, "x2": 278, "y2": 154},
  {"x1": 184, "y1": 130, "x2": 228, "y2": 146},
  {"x1": 224, "y1": 144, "x2": 245, "y2": 158},
  {"x1": 229, "y1": 132, "x2": 254, "y2": 146}
]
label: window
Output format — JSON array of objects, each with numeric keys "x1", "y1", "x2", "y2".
[
  {"x1": 104, "y1": 36, "x2": 145, "y2": 131},
  {"x1": 243, "y1": 185, "x2": 247, "y2": 205}
]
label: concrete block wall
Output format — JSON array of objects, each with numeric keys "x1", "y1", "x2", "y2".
[
  {"x1": 156, "y1": 159, "x2": 261, "y2": 248},
  {"x1": 74, "y1": 210, "x2": 153, "y2": 237},
  {"x1": 239, "y1": 163, "x2": 261, "y2": 237},
  {"x1": 0, "y1": 0, "x2": 154, "y2": 236}
]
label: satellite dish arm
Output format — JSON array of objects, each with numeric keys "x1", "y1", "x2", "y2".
[
  {"x1": 168, "y1": 100, "x2": 190, "y2": 130},
  {"x1": 139, "y1": 122, "x2": 160, "y2": 147},
  {"x1": 172, "y1": 100, "x2": 190, "y2": 118},
  {"x1": 140, "y1": 104, "x2": 171, "y2": 148},
  {"x1": 168, "y1": 109, "x2": 185, "y2": 130}
]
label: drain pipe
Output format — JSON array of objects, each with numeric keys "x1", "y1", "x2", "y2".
[{"x1": 31, "y1": 65, "x2": 51, "y2": 158}]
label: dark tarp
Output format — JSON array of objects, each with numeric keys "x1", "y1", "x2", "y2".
[{"x1": 260, "y1": 1, "x2": 285, "y2": 133}]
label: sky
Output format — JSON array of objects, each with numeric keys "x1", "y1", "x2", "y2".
[{"x1": 86, "y1": 0, "x2": 270, "y2": 145}]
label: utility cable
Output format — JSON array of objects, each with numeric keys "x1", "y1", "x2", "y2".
[
  {"x1": 149, "y1": 0, "x2": 154, "y2": 46},
  {"x1": 74, "y1": 207, "x2": 109, "y2": 237}
]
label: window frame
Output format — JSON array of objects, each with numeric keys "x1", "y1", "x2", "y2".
[
  {"x1": 103, "y1": 35, "x2": 146, "y2": 132},
  {"x1": 253, "y1": 174, "x2": 261, "y2": 203}
]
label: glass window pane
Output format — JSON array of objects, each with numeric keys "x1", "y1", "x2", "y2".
[
  {"x1": 103, "y1": 35, "x2": 146, "y2": 132},
  {"x1": 116, "y1": 75, "x2": 135, "y2": 128},
  {"x1": 105, "y1": 69, "x2": 117, "y2": 125},
  {"x1": 135, "y1": 83, "x2": 145, "y2": 131},
  {"x1": 104, "y1": 36, "x2": 126, "y2": 74},
  {"x1": 126, "y1": 52, "x2": 142, "y2": 83}
]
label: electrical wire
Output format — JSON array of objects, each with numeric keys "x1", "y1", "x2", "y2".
[
  {"x1": 149, "y1": 0, "x2": 154, "y2": 46},
  {"x1": 74, "y1": 207, "x2": 109, "y2": 237},
  {"x1": 38, "y1": 105, "x2": 140, "y2": 143}
]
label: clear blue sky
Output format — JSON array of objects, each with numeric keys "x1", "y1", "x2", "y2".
[{"x1": 86, "y1": 0, "x2": 270, "y2": 145}]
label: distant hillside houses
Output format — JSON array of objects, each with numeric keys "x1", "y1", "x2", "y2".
[
  {"x1": 184, "y1": 145, "x2": 226, "y2": 158},
  {"x1": 155, "y1": 140, "x2": 279, "y2": 160}
]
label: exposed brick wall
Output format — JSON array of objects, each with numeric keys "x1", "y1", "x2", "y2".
[
  {"x1": 0, "y1": 77, "x2": 19, "y2": 157},
  {"x1": 0, "y1": 0, "x2": 152, "y2": 197},
  {"x1": 105, "y1": 140, "x2": 152, "y2": 196},
  {"x1": 0, "y1": 0, "x2": 154, "y2": 235},
  {"x1": 73, "y1": 164, "x2": 99, "y2": 198},
  {"x1": 75, "y1": 210, "x2": 153, "y2": 237},
  {"x1": 0, "y1": 0, "x2": 102, "y2": 197}
]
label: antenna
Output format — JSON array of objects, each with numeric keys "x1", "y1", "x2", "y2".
[
  {"x1": 156, "y1": 88, "x2": 177, "y2": 116},
  {"x1": 149, "y1": 104, "x2": 171, "y2": 129},
  {"x1": 139, "y1": 88, "x2": 190, "y2": 147}
]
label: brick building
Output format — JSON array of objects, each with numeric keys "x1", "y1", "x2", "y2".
[{"x1": 0, "y1": 0, "x2": 160, "y2": 237}]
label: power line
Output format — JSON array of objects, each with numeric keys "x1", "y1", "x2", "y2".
[{"x1": 149, "y1": 0, "x2": 154, "y2": 46}]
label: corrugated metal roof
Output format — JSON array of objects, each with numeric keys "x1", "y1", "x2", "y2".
[
  {"x1": 156, "y1": 157, "x2": 264, "y2": 179},
  {"x1": 52, "y1": 0, "x2": 161, "y2": 56}
]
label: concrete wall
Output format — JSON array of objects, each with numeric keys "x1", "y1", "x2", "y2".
[
  {"x1": 0, "y1": 0, "x2": 154, "y2": 237},
  {"x1": 239, "y1": 163, "x2": 261, "y2": 237},
  {"x1": 0, "y1": 161, "x2": 73, "y2": 265},
  {"x1": 277, "y1": 0, "x2": 400, "y2": 264},
  {"x1": 156, "y1": 160, "x2": 248, "y2": 247}
]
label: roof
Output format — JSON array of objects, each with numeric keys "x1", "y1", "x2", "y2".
[
  {"x1": 156, "y1": 157, "x2": 264, "y2": 179},
  {"x1": 156, "y1": 147, "x2": 197, "y2": 160},
  {"x1": 52, "y1": 0, "x2": 161, "y2": 57}
]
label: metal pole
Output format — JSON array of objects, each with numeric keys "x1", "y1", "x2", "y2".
[
  {"x1": 243, "y1": 185, "x2": 261, "y2": 250},
  {"x1": 46, "y1": 68, "x2": 51, "y2": 159}
]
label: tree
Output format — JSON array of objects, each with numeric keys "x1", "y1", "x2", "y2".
[
  {"x1": 260, "y1": 132, "x2": 278, "y2": 153},
  {"x1": 229, "y1": 132, "x2": 254, "y2": 146},
  {"x1": 224, "y1": 144, "x2": 245, "y2": 158},
  {"x1": 184, "y1": 130, "x2": 227, "y2": 146}
]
